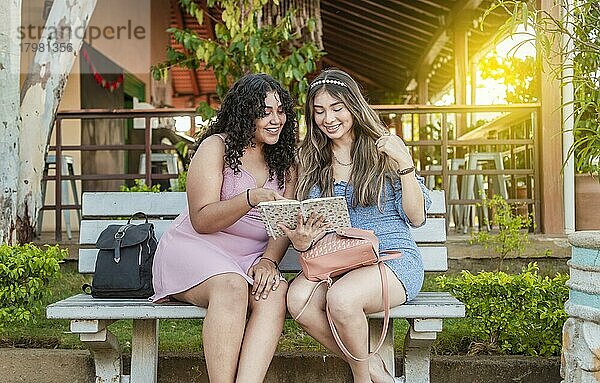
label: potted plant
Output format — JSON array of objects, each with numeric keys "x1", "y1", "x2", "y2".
[
  {"x1": 489, "y1": 0, "x2": 599, "y2": 229},
  {"x1": 566, "y1": 1, "x2": 600, "y2": 229}
]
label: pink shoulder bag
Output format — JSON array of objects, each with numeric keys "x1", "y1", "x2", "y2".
[{"x1": 295, "y1": 228, "x2": 402, "y2": 361}]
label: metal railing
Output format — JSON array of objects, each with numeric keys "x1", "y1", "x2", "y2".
[
  {"x1": 44, "y1": 104, "x2": 541, "y2": 240},
  {"x1": 45, "y1": 108, "x2": 199, "y2": 241},
  {"x1": 372, "y1": 103, "x2": 541, "y2": 232}
]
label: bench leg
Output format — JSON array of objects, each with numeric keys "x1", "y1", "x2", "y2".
[
  {"x1": 79, "y1": 327, "x2": 124, "y2": 383},
  {"x1": 130, "y1": 319, "x2": 159, "y2": 383},
  {"x1": 368, "y1": 318, "x2": 395, "y2": 377},
  {"x1": 402, "y1": 319, "x2": 441, "y2": 383}
]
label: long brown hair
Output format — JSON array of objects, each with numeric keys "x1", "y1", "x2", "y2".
[{"x1": 296, "y1": 69, "x2": 398, "y2": 208}]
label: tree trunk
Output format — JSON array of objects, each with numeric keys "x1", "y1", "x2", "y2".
[
  {"x1": 17, "y1": 0, "x2": 97, "y2": 243},
  {"x1": 0, "y1": 0, "x2": 22, "y2": 245}
]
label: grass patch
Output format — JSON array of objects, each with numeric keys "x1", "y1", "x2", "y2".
[{"x1": 0, "y1": 262, "x2": 471, "y2": 354}]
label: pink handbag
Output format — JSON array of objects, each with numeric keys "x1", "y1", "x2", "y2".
[
  {"x1": 295, "y1": 228, "x2": 401, "y2": 361},
  {"x1": 299, "y1": 228, "x2": 381, "y2": 282}
]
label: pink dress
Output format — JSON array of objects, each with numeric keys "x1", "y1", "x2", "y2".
[{"x1": 150, "y1": 165, "x2": 284, "y2": 303}]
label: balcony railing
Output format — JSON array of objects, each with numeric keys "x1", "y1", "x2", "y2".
[
  {"x1": 44, "y1": 104, "x2": 541, "y2": 240},
  {"x1": 372, "y1": 103, "x2": 541, "y2": 232}
]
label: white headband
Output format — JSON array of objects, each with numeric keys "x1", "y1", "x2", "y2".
[{"x1": 310, "y1": 79, "x2": 348, "y2": 89}]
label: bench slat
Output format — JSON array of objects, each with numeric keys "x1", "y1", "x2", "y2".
[
  {"x1": 47, "y1": 292, "x2": 464, "y2": 320},
  {"x1": 411, "y1": 218, "x2": 446, "y2": 242},
  {"x1": 79, "y1": 217, "x2": 446, "y2": 245},
  {"x1": 79, "y1": 246, "x2": 447, "y2": 274},
  {"x1": 81, "y1": 190, "x2": 446, "y2": 218},
  {"x1": 79, "y1": 220, "x2": 174, "y2": 244},
  {"x1": 82, "y1": 192, "x2": 188, "y2": 217},
  {"x1": 427, "y1": 190, "x2": 445, "y2": 215}
]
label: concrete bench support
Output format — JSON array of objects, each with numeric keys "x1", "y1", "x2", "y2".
[
  {"x1": 80, "y1": 327, "x2": 123, "y2": 383},
  {"x1": 403, "y1": 320, "x2": 438, "y2": 383},
  {"x1": 131, "y1": 319, "x2": 159, "y2": 383}
]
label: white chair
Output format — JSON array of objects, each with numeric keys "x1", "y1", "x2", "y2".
[
  {"x1": 426, "y1": 160, "x2": 464, "y2": 230},
  {"x1": 39, "y1": 154, "x2": 81, "y2": 239},
  {"x1": 459, "y1": 152, "x2": 509, "y2": 233},
  {"x1": 447, "y1": 158, "x2": 465, "y2": 230},
  {"x1": 138, "y1": 153, "x2": 180, "y2": 190},
  {"x1": 425, "y1": 164, "x2": 442, "y2": 190}
]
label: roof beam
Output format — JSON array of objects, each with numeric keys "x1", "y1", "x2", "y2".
[
  {"x1": 360, "y1": 0, "x2": 438, "y2": 30},
  {"x1": 323, "y1": 22, "x2": 422, "y2": 58},
  {"x1": 323, "y1": 26, "x2": 411, "y2": 69},
  {"x1": 409, "y1": 0, "x2": 484, "y2": 89},
  {"x1": 321, "y1": 56, "x2": 384, "y2": 90},
  {"x1": 321, "y1": 9, "x2": 423, "y2": 50},
  {"x1": 330, "y1": 0, "x2": 434, "y2": 41},
  {"x1": 197, "y1": 1, "x2": 216, "y2": 40},
  {"x1": 324, "y1": 46, "x2": 405, "y2": 85}
]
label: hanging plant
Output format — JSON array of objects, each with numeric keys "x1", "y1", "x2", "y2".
[{"x1": 151, "y1": 0, "x2": 325, "y2": 119}]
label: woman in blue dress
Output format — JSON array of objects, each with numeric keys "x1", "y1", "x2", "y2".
[{"x1": 280, "y1": 69, "x2": 431, "y2": 383}]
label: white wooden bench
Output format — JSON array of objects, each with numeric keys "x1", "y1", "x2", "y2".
[{"x1": 46, "y1": 191, "x2": 464, "y2": 383}]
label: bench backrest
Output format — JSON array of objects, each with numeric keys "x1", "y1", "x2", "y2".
[{"x1": 78, "y1": 191, "x2": 447, "y2": 274}]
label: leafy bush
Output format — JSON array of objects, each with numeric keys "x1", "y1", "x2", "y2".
[
  {"x1": 436, "y1": 263, "x2": 568, "y2": 356},
  {"x1": 470, "y1": 195, "x2": 533, "y2": 268},
  {"x1": 174, "y1": 170, "x2": 187, "y2": 192},
  {"x1": 120, "y1": 179, "x2": 162, "y2": 192},
  {"x1": 0, "y1": 244, "x2": 65, "y2": 329}
]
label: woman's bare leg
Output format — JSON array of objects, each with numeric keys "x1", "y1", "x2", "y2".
[
  {"x1": 326, "y1": 264, "x2": 407, "y2": 383},
  {"x1": 287, "y1": 275, "x2": 348, "y2": 358},
  {"x1": 235, "y1": 281, "x2": 288, "y2": 383},
  {"x1": 173, "y1": 273, "x2": 249, "y2": 383}
]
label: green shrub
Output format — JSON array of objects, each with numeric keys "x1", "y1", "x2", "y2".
[
  {"x1": 120, "y1": 179, "x2": 162, "y2": 192},
  {"x1": 174, "y1": 170, "x2": 187, "y2": 192},
  {"x1": 0, "y1": 244, "x2": 65, "y2": 329},
  {"x1": 436, "y1": 263, "x2": 568, "y2": 356},
  {"x1": 470, "y1": 195, "x2": 533, "y2": 268}
]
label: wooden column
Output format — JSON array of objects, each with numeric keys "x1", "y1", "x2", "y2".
[
  {"x1": 418, "y1": 69, "x2": 429, "y2": 128},
  {"x1": 453, "y1": 24, "x2": 468, "y2": 137},
  {"x1": 469, "y1": 59, "x2": 477, "y2": 127},
  {"x1": 537, "y1": 0, "x2": 564, "y2": 234}
]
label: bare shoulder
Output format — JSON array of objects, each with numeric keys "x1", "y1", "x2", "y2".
[
  {"x1": 189, "y1": 135, "x2": 227, "y2": 172},
  {"x1": 193, "y1": 134, "x2": 226, "y2": 158}
]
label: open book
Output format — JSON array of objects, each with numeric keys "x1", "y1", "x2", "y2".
[{"x1": 257, "y1": 196, "x2": 351, "y2": 239}]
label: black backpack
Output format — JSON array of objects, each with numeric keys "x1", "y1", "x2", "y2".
[{"x1": 84, "y1": 212, "x2": 157, "y2": 298}]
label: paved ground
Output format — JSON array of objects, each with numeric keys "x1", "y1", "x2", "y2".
[{"x1": 0, "y1": 348, "x2": 561, "y2": 383}]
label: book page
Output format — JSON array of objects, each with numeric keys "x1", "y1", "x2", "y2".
[
  {"x1": 257, "y1": 200, "x2": 302, "y2": 238},
  {"x1": 300, "y1": 196, "x2": 351, "y2": 231}
]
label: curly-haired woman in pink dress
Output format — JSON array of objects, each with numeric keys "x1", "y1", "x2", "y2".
[{"x1": 151, "y1": 73, "x2": 297, "y2": 382}]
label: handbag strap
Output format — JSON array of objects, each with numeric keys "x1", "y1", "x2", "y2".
[
  {"x1": 293, "y1": 278, "x2": 332, "y2": 322},
  {"x1": 326, "y1": 261, "x2": 391, "y2": 362},
  {"x1": 294, "y1": 258, "x2": 397, "y2": 362}
]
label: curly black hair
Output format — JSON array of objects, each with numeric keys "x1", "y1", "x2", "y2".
[{"x1": 198, "y1": 73, "x2": 297, "y2": 189}]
